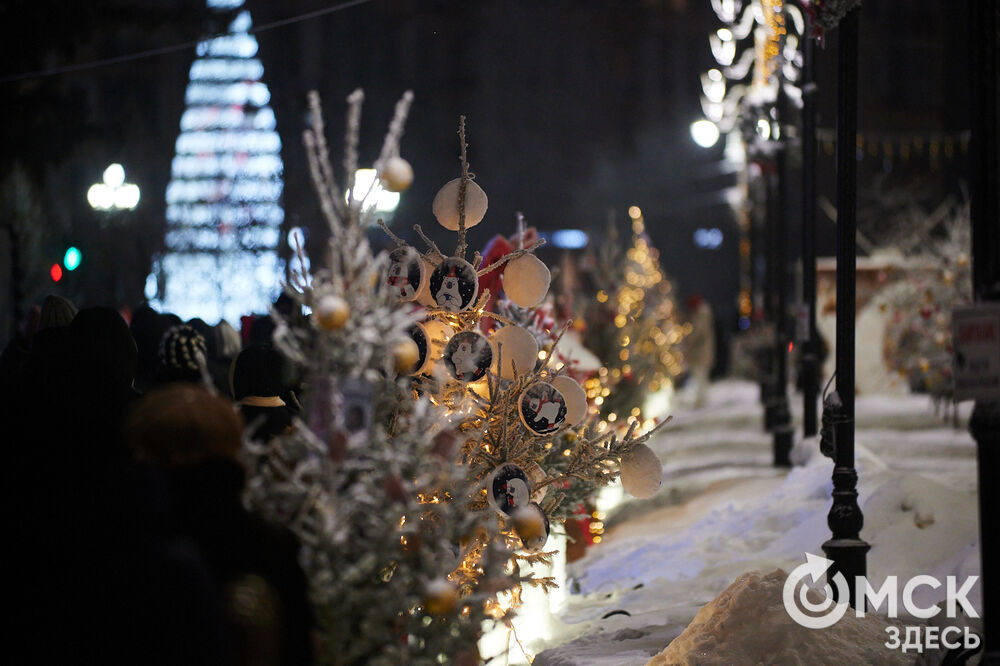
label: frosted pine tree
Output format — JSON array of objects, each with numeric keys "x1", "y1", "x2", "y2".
[{"x1": 243, "y1": 91, "x2": 513, "y2": 665}]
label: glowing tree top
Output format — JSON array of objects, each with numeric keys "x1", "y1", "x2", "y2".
[{"x1": 150, "y1": 0, "x2": 284, "y2": 324}]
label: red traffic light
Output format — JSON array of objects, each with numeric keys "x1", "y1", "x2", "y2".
[{"x1": 50, "y1": 263, "x2": 63, "y2": 282}]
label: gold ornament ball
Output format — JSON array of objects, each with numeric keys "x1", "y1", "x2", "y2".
[
  {"x1": 957, "y1": 253, "x2": 970, "y2": 268},
  {"x1": 379, "y1": 156, "x2": 414, "y2": 192},
  {"x1": 512, "y1": 504, "x2": 549, "y2": 551},
  {"x1": 432, "y1": 178, "x2": 488, "y2": 231},
  {"x1": 423, "y1": 578, "x2": 459, "y2": 616},
  {"x1": 942, "y1": 270, "x2": 955, "y2": 286},
  {"x1": 394, "y1": 338, "x2": 421, "y2": 373},
  {"x1": 316, "y1": 295, "x2": 350, "y2": 330}
]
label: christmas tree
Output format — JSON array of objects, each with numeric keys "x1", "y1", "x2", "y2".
[
  {"x1": 152, "y1": 0, "x2": 284, "y2": 325},
  {"x1": 578, "y1": 208, "x2": 688, "y2": 426},
  {"x1": 243, "y1": 91, "x2": 513, "y2": 665},
  {"x1": 876, "y1": 205, "x2": 971, "y2": 400},
  {"x1": 379, "y1": 120, "x2": 670, "y2": 612}
]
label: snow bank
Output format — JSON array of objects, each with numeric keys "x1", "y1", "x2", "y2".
[{"x1": 646, "y1": 569, "x2": 911, "y2": 666}]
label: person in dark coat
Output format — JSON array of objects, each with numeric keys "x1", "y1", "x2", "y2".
[
  {"x1": 230, "y1": 344, "x2": 295, "y2": 442},
  {"x1": 154, "y1": 323, "x2": 209, "y2": 386},
  {"x1": 124, "y1": 384, "x2": 313, "y2": 666}
]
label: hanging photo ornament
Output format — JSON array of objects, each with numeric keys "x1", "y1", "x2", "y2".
[
  {"x1": 443, "y1": 330, "x2": 493, "y2": 382},
  {"x1": 512, "y1": 502, "x2": 550, "y2": 551},
  {"x1": 503, "y1": 253, "x2": 551, "y2": 308},
  {"x1": 486, "y1": 462, "x2": 532, "y2": 515},
  {"x1": 406, "y1": 324, "x2": 429, "y2": 374},
  {"x1": 386, "y1": 247, "x2": 426, "y2": 301},
  {"x1": 518, "y1": 381, "x2": 568, "y2": 435},
  {"x1": 549, "y1": 375, "x2": 588, "y2": 426},
  {"x1": 429, "y1": 257, "x2": 478, "y2": 312},
  {"x1": 432, "y1": 178, "x2": 488, "y2": 231}
]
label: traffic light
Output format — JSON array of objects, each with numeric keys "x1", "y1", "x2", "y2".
[
  {"x1": 50, "y1": 263, "x2": 63, "y2": 282},
  {"x1": 63, "y1": 246, "x2": 81, "y2": 271}
]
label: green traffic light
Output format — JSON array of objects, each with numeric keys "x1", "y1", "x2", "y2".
[{"x1": 64, "y1": 246, "x2": 81, "y2": 271}]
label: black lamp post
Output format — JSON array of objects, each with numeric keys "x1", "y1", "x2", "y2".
[
  {"x1": 799, "y1": 15, "x2": 820, "y2": 438},
  {"x1": 968, "y1": 1, "x2": 999, "y2": 660},
  {"x1": 820, "y1": 6, "x2": 869, "y2": 609}
]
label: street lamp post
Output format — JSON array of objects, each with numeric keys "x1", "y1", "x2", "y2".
[
  {"x1": 821, "y1": 7, "x2": 869, "y2": 609},
  {"x1": 799, "y1": 15, "x2": 820, "y2": 438},
  {"x1": 88, "y1": 163, "x2": 140, "y2": 214},
  {"x1": 968, "y1": 1, "x2": 999, "y2": 660}
]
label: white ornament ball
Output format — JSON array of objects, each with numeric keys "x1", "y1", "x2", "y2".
[
  {"x1": 550, "y1": 375, "x2": 588, "y2": 426},
  {"x1": 503, "y1": 254, "x2": 551, "y2": 308},
  {"x1": 432, "y1": 178, "x2": 488, "y2": 231},
  {"x1": 315, "y1": 295, "x2": 349, "y2": 331},
  {"x1": 620, "y1": 443, "x2": 662, "y2": 499},
  {"x1": 491, "y1": 325, "x2": 538, "y2": 379},
  {"x1": 379, "y1": 156, "x2": 413, "y2": 192}
]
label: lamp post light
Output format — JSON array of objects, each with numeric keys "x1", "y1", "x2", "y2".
[
  {"x1": 821, "y1": 6, "x2": 869, "y2": 610},
  {"x1": 87, "y1": 163, "x2": 140, "y2": 214}
]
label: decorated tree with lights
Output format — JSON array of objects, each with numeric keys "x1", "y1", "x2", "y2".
[
  {"x1": 152, "y1": 0, "x2": 284, "y2": 324},
  {"x1": 876, "y1": 207, "x2": 972, "y2": 400},
  {"x1": 243, "y1": 90, "x2": 515, "y2": 665},
  {"x1": 379, "y1": 120, "x2": 669, "y2": 609},
  {"x1": 578, "y1": 209, "x2": 688, "y2": 425}
]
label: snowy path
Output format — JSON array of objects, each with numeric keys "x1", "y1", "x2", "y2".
[{"x1": 529, "y1": 380, "x2": 980, "y2": 666}]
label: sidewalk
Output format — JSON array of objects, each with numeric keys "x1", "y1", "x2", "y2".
[{"x1": 532, "y1": 380, "x2": 980, "y2": 665}]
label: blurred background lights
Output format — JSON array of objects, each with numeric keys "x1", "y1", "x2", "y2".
[
  {"x1": 550, "y1": 229, "x2": 589, "y2": 249},
  {"x1": 348, "y1": 168, "x2": 401, "y2": 213},
  {"x1": 63, "y1": 246, "x2": 81, "y2": 271},
  {"x1": 87, "y1": 163, "x2": 140, "y2": 211},
  {"x1": 693, "y1": 227, "x2": 724, "y2": 249},
  {"x1": 690, "y1": 119, "x2": 721, "y2": 148}
]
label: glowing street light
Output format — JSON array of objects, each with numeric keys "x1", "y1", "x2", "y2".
[
  {"x1": 346, "y1": 168, "x2": 401, "y2": 213},
  {"x1": 690, "y1": 119, "x2": 721, "y2": 148},
  {"x1": 87, "y1": 163, "x2": 140, "y2": 211}
]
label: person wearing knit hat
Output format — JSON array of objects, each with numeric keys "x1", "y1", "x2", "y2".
[
  {"x1": 124, "y1": 384, "x2": 312, "y2": 666},
  {"x1": 156, "y1": 324, "x2": 208, "y2": 386},
  {"x1": 230, "y1": 344, "x2": 293, "y2": 442}
]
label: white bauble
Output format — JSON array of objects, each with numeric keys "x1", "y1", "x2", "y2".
[
  {"x1": 503, "y1": 254, "x2": 550, "y2": 308},
  {"x1": 550, "y1": 375, "x2": 588, "y2": 426},
  {"x1": 379, "y1": 156, "x2": 413, "y2": 192},
  {"x1": 620, "y1": 443, "x2": 662, "y2": 499},
  {"x1": 432, "y1": 178, "x2": 488, "y2": 231},
  {"x1": 491, "y1": 325, "x2": 538, "y2": 379}
]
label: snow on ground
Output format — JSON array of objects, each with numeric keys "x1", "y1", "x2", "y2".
[{"x1": 529, "y1": 380, "x2": 980, "y2": 666}]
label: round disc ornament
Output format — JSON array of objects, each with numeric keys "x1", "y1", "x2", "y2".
[
  {"x1": 386, "y1": 247, "x2": 426, "y2": 301},
  {"x1": 429, "y1": 258, "x2": 478, "y2": 312},
  {"x1": 433, "y1": 178, "x2": 488, "y2": 231},
  {"x1": 443, "y1": 330, "x2": 492, "y2": 382},
  {"x1": 408, "y1": 324, "x2": 430, "y2": 374},
  {"x1": 486, "y1": 462, "x2": 531, "y2": 515},
  {"x1": 549, "y1": 375, "x2": 588, "y2": 426},
  {"x1": 490, "y1": 324, "x2": 538, "y2": 380},
  {"x1": 518, "y1": 381, "x2": 568, "y2": 435}
]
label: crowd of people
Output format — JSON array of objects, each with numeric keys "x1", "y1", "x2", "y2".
[{"x1": 2, "y1": 295, "x2": 313, "y2": 665}]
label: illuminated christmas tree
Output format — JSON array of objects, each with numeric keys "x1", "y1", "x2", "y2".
[
  {"x1": 150, "y1": 0, "x2": 284, "y2": 324},
  {"x1": 580, "y1": 208, "x2": 688, "y2": 426}
]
